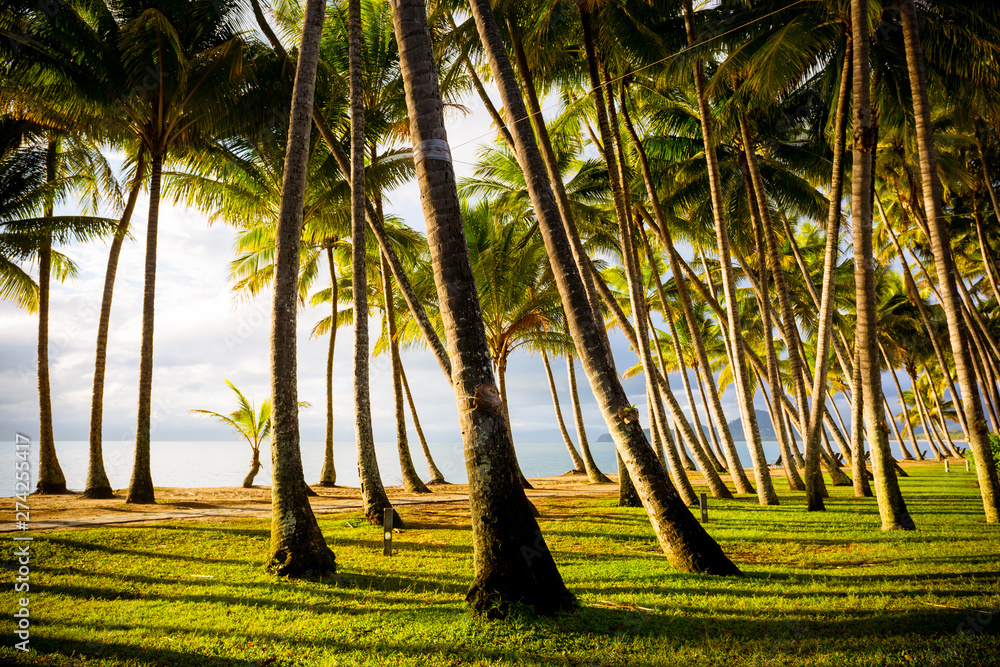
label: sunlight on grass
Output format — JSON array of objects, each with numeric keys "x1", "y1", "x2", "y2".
[{"x1": 1, "y1": 465, "x2": 997, "y2": 666}]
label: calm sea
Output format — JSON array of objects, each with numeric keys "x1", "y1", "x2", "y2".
[{"x1": 0, "y1": 437, "x2": 923, "y2": 497}]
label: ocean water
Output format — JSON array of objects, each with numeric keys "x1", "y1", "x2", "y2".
[{"x1": 0, "y1": 437, "x2": 923, "y2": 497}]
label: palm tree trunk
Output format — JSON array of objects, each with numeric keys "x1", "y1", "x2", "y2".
[
  {"x1": 851, "y1": 0, "x2": 913, "y2": 529},
  {"x1": 318, "y1": 245, "x2": 338, "y2": 487},
  {"x1": 497, "y1": 356, "x2": 534, "y2": 491},
  {"x1": 467, "y1": 0, "x2": 739, "y2": 574},
  {"x1": 617, "y1": 451, "x2": 643, "y2": 507},
  {"x1": 400, "y1": 365, "x2": 447, "y2": 484},
  {"x1": 243, "y1": 449, "x2": 262, "y2": 488},
  {"x1": 382, "y1": 252, "x2": 430, "y2": 494},
  {"x1": 265, "y1": 0, "x2": 336, "y2": 576},
  {"x1": 542, "y1": 351, "x2": 586, "y2": 473},
  {"x1": 351, "y1": 0, "x2": 397, "y2": 526},
  {"x1": 567, "y1": 355, "x2": 611, "y2": 483},
  {"x1": 85, "y1": 156, "x2": 145, "y2": 499},
  {"x1": 35, "y1": 137, "x2": 67, "y2": 495},
  {"x1": 899, "y1": 0, "x2": 999, "y2": 522},
  {"x1": 390, "y1": 0, "x2": 574, "y2": 613},
  {"x1": 124, "y1": 150, "x2": 163, "y2": 505},
  {"x1": 850, "y1": 347, "x2": 873, "y2": 497},
  {"x1": 680, "y1": 1, "x2": 760, "y2": 496},
  {"x1": 509, "y1": 26, "x2": 608, "y2": 337}
]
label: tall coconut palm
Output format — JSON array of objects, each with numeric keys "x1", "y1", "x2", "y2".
[
  {"x1": 349, "y1": 0, "x2": 397, "y2": 525},
  {"x1": 850, "y1": 0, "x2": 913, "y2": 530},
  {"x1": 0, "y1": 127, "x2": 117, "y2": 494},
  {"x1": 266, "y1": 0, "x2": 336, "y2": 576},
  {"x1": 898, "y1": 0, "x2": 1000, "y2": 522},
  {"x1": 466, "y1": 0, "x2": 740, "y2": 575},
  {"x1": 389, "y1": 0, "x2": 575, "y2": 615}
]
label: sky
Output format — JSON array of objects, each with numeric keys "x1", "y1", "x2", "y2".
[{"x1": 0, "y1": 78, "x2": 915, "y2": 458}]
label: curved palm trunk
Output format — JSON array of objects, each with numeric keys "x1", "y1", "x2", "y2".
[
  {"x1": 390, "y1": 0, "x2": 573, "y2": 614},
  {"x1": 125, "y1": 152, "x2": 163, "y2": 505},
  {"x1": 509, "y1": 26, "x2": 609, "y2": 346},
  {"x1": 542, "y1": 351, "x2": 586, "y2": 473},
  {"x1": 351, "y1": 0, "x2": 397, "y2": 526},
  {"x1": 243, "y1": 448, "x2": 262, "y2": 488},
  {"x1": 470, "y1": 0, "x2": 739, "y2": 575},
  {"x1": 899, "y1": 0, "x2": 999, "y2": 521},
  {"x1": 567, "y1": 355, "x2": 611, "y2": 483},
  {"x1": 85, "y1": 158, "x2": 145, "y2": 499},
  {"x1": 318, "y1": 246, "x2": 338, "y2": 486},
  {"x1": 382, "y1": 252, "x2": 430, "y2": 494},
  {"x1": 265, "y1": 0, "x2": 336, "y2": 577},
  {"x1": 851, "y1": 0, "x2": 913, "y2": 530},
  {"x1": 400, "y1": 365, "x2": 447, "y2": 484},
  {"x1": 680, "y1": 2, "x2": 759, "y2": 496}
]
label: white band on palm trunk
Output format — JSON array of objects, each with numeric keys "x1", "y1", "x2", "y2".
[{"x1": 414, "y1": 139, "x2": 452, "y2": 164}]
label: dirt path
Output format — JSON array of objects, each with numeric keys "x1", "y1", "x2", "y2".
[{"x1": 2, "y1": 475, "x2": 621, "y2": 532}]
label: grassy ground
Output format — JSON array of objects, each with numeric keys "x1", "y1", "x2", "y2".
[{"x1": 2, "y1": 463, "x2": 998, "y2": 666}]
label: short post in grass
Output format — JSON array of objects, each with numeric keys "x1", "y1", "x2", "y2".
[
  {"x1": 966, "y1": 459, "x2": 970, "y2": 472},
  {"x1": 699, "y1": 493, "x2": 708, "y2": 522},
  {"x1": 383, "y1": 508, "x2": 393, "y2": 556},
  {"x1": 945, "y1": 459, "x2": 950, "y2": 473}
]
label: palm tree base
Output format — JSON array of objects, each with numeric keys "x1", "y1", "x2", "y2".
[
  {"x1": 426, "y1": 478, "x2": 450, "y2": 485},
  {"x1": 267, "y1": 542, "x2": 337, "y2": 578},
  {"x1": 317, "y1": 481, "x2": 337, "y2": 488},
  {"x1": 466, "y1": 578, "x2": 577, "y2": 619},
  {"x1": 82, "y1": 486, "x2": 115, "y2": 499},
  {"x1": 33, "y1": 482, "x2": 68, "y2": 495}
]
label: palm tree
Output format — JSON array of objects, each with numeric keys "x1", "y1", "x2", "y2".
[
  {"x1": 898, "y1": 0, "x2": 1000, "y2": 522},
  {"x1": 389, "y1": 0, "x2": 575, "y2": 615},
  {"x1": 266, "y1": 0, "x2": 336, "y2": 577},
  {"x1": 0, "y1": 126, "x2": 116, "y2": 495},
  {"x1": 191, "y1": 381, "x2": 299, "y2": 488},
  {"x1": 378, "y1": 249, "x2": 431, "y2": 493},
  {"x1": 850, "y1": 0, "x2": 913, "y2": 530},
  {"x1": 466, "y1": 0, "x2": 739, "y2": 575},
  {"x1": 348, "y1": 0, "x2": 397, "y2": 526}
]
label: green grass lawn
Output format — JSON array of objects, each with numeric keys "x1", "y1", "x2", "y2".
[{"x1": 2, "y1": 464, "x2": 998, "y2": 666}]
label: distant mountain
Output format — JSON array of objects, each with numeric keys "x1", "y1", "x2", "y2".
[{"x1": 728, "y1": 409, "x2": 777, "y2": 441}]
